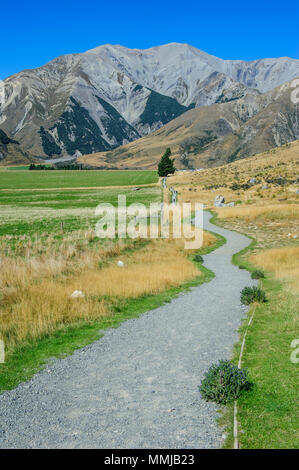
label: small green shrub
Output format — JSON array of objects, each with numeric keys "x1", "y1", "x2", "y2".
[
  {"x1": 251, "y1": 269, "x2": 265, "y2": 280},
  {"x1": 239, "y1": 265, "x2": 246, "y2": 269},
  {"x1": 194, "y1": 254, "x2": 203, "y2": 263},
  {"x1": 199, "y1": 360, "x2": 252, "y2": 404},
  {"x1": 241, "y1": 286, "x2": 266, "y2": 305}
]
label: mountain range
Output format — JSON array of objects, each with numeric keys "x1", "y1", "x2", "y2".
[
  {"x1": 0, "y1": 43, "x2": 299, "y2": 166},
  {"x1": 79, "y1": 78, "x2": 299, "y2": 169}
]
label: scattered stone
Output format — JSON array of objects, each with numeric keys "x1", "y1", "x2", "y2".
[
  {"x1": 131, "y1": 187, "x2": 140, "y2": 191},
  {"x1": 262, "y1": 184, "x2": 268, "y2": 190},
  {"x1": 249, "y1": 177, "x2": 257, "y2": 184},
  {"x1": 117, "y1": 260, "x2": 125, "y2": 267},
  {"x1": 214, "y1": 195, "x2": 225, "y2": 207},
  {"x1": 296, "y1": 189, "x2": 299, "y2": 195},
  {"x1": 214, "y1": 195, "x2": 235, "y2": 208},
  {"x1": 70, "y1": 290, "x2": 85, "y2": 299}
]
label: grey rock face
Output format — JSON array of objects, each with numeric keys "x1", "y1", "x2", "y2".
[
  {"x1": 214, "y1": 195, "x2": 225, "y2": 207},
  {"x1": 1, "y1": 43, "x2": 299, "y2": 158},
  {"x1": 214, "y1": 196, "x2": 235, "y2": 208}
]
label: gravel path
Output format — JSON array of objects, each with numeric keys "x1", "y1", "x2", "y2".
[{"x1": 0, "y1": 211, "x2": 256, "y2": 449}]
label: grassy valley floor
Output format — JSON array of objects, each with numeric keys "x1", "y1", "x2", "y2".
[{"x1": 0, "y1": 169, "x2": 219, "y2": 393}]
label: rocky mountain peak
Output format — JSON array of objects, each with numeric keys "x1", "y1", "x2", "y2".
[{"x1": 0, "y1": 43, "x2": 299, "y2": 162}]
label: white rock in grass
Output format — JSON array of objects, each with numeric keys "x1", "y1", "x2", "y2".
[
  {"x1": 117, "y1": 260, "x2": 125, "y2": 267},
  {"x1": 71, "y1": 290, "x2": 85, "y2": 299}
]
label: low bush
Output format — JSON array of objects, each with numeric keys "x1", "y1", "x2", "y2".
[
  {"x1": 241, "y1": 286, "x2": 266, "y2": 305},
  {"x1": 199, "y1": 360, "x2": 252, "y2": 404},
  {"x1": 251, "y1": 269, "x2": 265, "y2": 280},
  {"x1": 194, "y1": 254, "x2": 203, "y2": 263}
]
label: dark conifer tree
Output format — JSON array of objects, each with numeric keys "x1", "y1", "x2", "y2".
[{"x1": 158, "y1": 148, "x2": 176, "y2": 177}]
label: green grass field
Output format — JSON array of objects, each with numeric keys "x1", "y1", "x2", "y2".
[
  {"x1": 209, "y1": 213, "x2": 299, "y2": 450},
  {"x1": 0, "y1": 170, "x2": 160, "y2": 237},
  {"x1": 0, "y1": 170, "x2": 158, "y2": 189},
  {"x1": 4, "y1": 166, "x2": 32, "y2": 171},
  {"x1": 0, "y1": 187, "x2": 161, "y2": 237},
  {"x1": 230, "y1": 247, "x2": 299, "y2": 449},
  {"x1": 0, "y1": 187, "x2": 160, "y2": 209}
]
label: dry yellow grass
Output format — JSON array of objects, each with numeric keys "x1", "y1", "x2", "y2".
[
  {"x1": 170, "y1": 141, "x2": 299, "y2": 296},
  {"x1": 171, "y1": 139, "x2": 299, "y2": 207},
  {"x1": 72, "y1": 239, "x2": 201, "y2": 298},
  {"x1": 0, "y1": 229, "x2": 215, "y2": 356},
  {"x1": 0, "y1": 281, "x2": 108, "y2": 352},
  {"x1": 170, "y1": 140, "x2": 299, "y2": 249},
  {"x1": 0, "y1": 235, "x2": 130, "y2": 353},
  {"x1": 215, "y1": 204, "x2": 299, "y2": 222},
  {"x1": 250, "y1": 246, "x2": 299, "y2": 293}
]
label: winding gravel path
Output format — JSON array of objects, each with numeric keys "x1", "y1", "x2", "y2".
[{"x1": 0, "y1": 212, "x2": 256, "y2": 449}]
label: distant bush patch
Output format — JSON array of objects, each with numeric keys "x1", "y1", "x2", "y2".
[
  {"x1": 194, "y1": 254, "x2": 203, "y2": 263},
  {"x1": 239, "y1": 265, "x2": 246, "y2": 270},
  {"x1": 251, "y1": 270, "x2": 265, "y2": 280},
  {"x1": 199, "y1": 360, "x2": 252, "y2": 404},
  {"x1": 241, "y1": 286, "x2": 266, "y2": 305}
]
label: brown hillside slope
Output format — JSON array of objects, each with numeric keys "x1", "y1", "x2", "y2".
[
  {"x1": 79, "y1": 78, "x2": 299, "y2": 170},
  {"x1": 171, "y1": 138, "x2": 299, "y2": 209},
  {"x1": 0, "y1": 129, "x2": 34, "y2": 166}
]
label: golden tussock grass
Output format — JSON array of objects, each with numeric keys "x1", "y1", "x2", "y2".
[
  {"x1": 0, "y1": 229, "x2": 214, "y2": 356},
  {"x1": 171, "y1": 140, "x2": 299, "y2": 207},
  {"x1": 71, "y1": 239, "x2": 202, "y2": 298},
  {"x1": 250, "y1": 246, "x2": 299, "y2": 293},
  {"x1": 215, "y1": 204, "x2": 299, "y2": 222},
  {"x1": 0, "y1": 281, "x2": 108, "y2": 352}
]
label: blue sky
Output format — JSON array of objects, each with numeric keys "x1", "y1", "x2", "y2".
[{"x1": 1, "y1": 0, "x2": 298, "y2": 79}]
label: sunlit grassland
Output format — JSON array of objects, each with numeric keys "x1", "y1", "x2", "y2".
[
  {"x1": 214, "y1": 211, "x2": 298, "y2": 449},
  {"x1": 226, "y1": 246, "x2": 299, "y2": 449},
  {"x1": 0, "y1": 170, "x2": 220, "y2": 392},
  {"x1": 0, "y1": 169, "x2": 158, "y2": 189},
  {"x1": 250, "y1": 246, "x2": 299, "y2": 294},
  {"x1": 0, "y1": 186, "x2": 161, "y2": 237},
  {"x1": 171, "y1": 139, "x2": 299, "y2": 210},
  {"x1": 210, "y1": 202, "x2": 298, "y2": 448},
  {"x1": 0, "y1": 227, "x2": 217, "y2": 392},
  {"x1": 171, "y1": 142, "x2": 299, "y2": 449}
]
